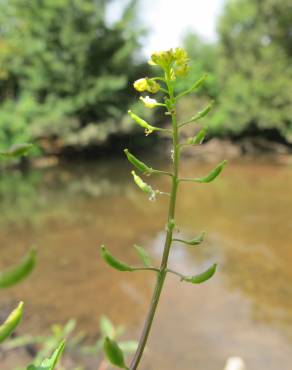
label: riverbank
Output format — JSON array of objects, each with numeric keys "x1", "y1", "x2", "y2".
[{"x1": 29, "y1": 136, "x2": 292, "y2": 170}]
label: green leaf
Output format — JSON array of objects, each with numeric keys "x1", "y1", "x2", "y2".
[
  {"x1": 100, "y1": 315, "x2": 115, "y2": 338},
  {"x1": 133, "y1": 245, "x2": 152, "y2": 267},
  {"x1": 191, "y1": 160, "x2": 227, "y2": 183},
  {"x1": 100, "y1": 246, "x2": 134, "y2": 272},
  {"x1": 0, "y1": 248, "x2": 37, "y2": 288},
  {"x1": 174, "y1": 232, "x2": 205, "y2": 246},
  {"x1": 103, "y1": 337, "x2": 126, "y2": 369},
  {"x1": 124, "y1": 149, "x2": 153, "y2": 174},
  {"x1": 182, "y1": 263, "x2": 217, "y2": 284},
  {"x1": 187, "y1": 128, "x2": 207, "y2": 145},
  {"x1": 26, "y1": 340, "x2": 65, "y2": 370},
  {"x1": 0, "y1": 302, "x2": 23, "y2": 343},
  {"x1": 0, "y1": 143, "x2": 33, "y2": 158}
]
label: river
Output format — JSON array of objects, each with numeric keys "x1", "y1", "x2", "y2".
[{"x1": 0, "y1": 154, "x2": 292, "y2": 370}]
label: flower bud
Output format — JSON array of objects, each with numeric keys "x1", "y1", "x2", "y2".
[
  {"x1": 146, "y1": 79, "x2": 160, "y2": 93},
  {"x1": 150, "y1": 50, "x2": 175, "y2": 68},
  {"x1": 174, "y1": 47, "x2": 189, "y2": 65}
]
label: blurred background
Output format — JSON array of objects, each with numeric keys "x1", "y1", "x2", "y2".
[{"x1": 0, "y1": 0, "x2": 292, "y2": 369}]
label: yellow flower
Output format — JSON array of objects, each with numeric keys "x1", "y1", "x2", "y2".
[
  {"x1": 140, "y1": 96, "x2": 158, "y2": 108},
  {"x1": 176, "y1": 64, "x2": 190, "y2": 76},
  {"x1": 148, "y1": 48, "x2": 190, "y2": 76},
  {"x1": 150, "y1": 50, "x2": 175, "y2": 68},
  {"x1": 174, "y1": 48, "x2": 190, "y2": 76},
  {"x1": 133, "y1": 78, "x2": 160, "y2": 93},
  {"x1": 174, "y1": 48, "x2": 189, "y2": 65},
  {"x1": 133, "y1": 78, "x2": 148, "y2": 92},
  {"x1": 146, "y1": 79, "x2": 160, "y2": 93}
]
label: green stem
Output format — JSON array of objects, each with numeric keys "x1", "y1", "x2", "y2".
[{"x1": 129, "y1": 70, "x2": 180, "y2": 370}]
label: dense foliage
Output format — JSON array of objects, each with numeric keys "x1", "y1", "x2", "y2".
[
  {"x1": 0, "y1": 0, "x2": 144, "y2": 152},
  {"x1": 0, "y1": 0, "x2": 291, "y2": 153},
  {"x1": 211, "y1": 0, "x2": 292, "y2": 141}
]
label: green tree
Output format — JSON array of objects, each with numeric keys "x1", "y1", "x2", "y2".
[
  {"x1": 0, "y1": 0, "x2": 144, "y2": 151},
  {"x1": 211, "y1": 0, "x2": 292, "y2": 142}
]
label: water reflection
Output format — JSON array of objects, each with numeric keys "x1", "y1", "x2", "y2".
[{"x1": 0, "y1": 157, "x2": 292, "y2": 369}]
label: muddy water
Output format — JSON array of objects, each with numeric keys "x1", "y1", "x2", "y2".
[{"x1": 0, "y1": 155, "x2": 292, "y2": 370}]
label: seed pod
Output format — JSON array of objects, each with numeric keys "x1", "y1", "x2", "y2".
[
  {"x1": 124, "y1": 149, "x2": 152, "y2": 174},
  {"x1": 134, "y1": 245, "x2": 152, "y2": 267},
  {"x1": 131, "y1": 171, "x2": 155, "y2": 197},
  {"x1": 174, "y1": 232, "x2": 205, "y2": 246},
  {"x1": 182, "y1": 263, "x2": 217, "y2": 284},
  {"x1": 103, "y1": 337, "x2": 126, "y2": 369},
  {"x1": 0, "y1": 143, "x2": 33, "y2": 158},
  {"x1": 0, "y1": 302, "x2": 23, "y2": 343},
  {"x1": 0, "y1": 248, "x2": 36, "y2": 288},
  {"x1": 188, "y1": 101, "x2": 214, "y2": 124},
  {"x1": 127, "y1": 110, "x2": 156, "y2": 135},
  {"x1": 100, "y1": 246, "x2": 134, "y2": 272},
  {"x1": 177, "y1": 74, "x2": 208, "y2": 100},
  {"x1": 187, "y1": 128, "x2": 207, "y2": 145},
  {"x1": 193, "y1": 160, "x2": 227, "y2": 183},
  {"x1": 190, "y1": 74, "x2": 208, "y2": 92}
]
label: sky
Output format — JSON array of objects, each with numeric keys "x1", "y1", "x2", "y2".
[
  {"x1": 107, "y1": 0, "x2": 226, "y2": 55},
  {"x1": 140, "y1": 0, "x2": 226, "y2": 55}
]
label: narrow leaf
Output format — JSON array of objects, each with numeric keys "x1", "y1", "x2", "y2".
[
  {"x1": 0, "y1": 302, "x2": 23, "y2": 343},
  {"x1": 101, "y1": 246, "x2": 134, "y2": 272},
  {"x1": 103, "y1": 337, "x2": 126, "y2": 369},
  {"x1": 182, "y1": 263, "x2": 217, "y2": 284},
  {"x1": 26, "y1": 340, "x2": 65, "y2": 370},
  {"x1": 0, "y1": 248, "x2": 37, "y2": 288},
  {"x1": 0, "y1": 143, "x2": 33, "y2": 158},
  {"x1": 124, "y1": 149, "x2": 153, "y2": 174},
  {"x1": 190, "y1": 160, "x2": 227, "y2": 183},
  {"x1": 134, "y1": 245, "x2": 152, "y2": 267},
  {"x1": 174, "y1": 232, "x2": 205, "y2": 246},
  {"x1": 187, "y1": 128, "x2": 207, "y2": 145}
]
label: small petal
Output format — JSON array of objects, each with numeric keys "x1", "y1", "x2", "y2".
[{"x1": 140, "y1": 96, "x2": 158, "y2": 108}]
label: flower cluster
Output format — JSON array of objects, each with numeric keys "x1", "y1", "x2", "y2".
[
  {"x1": 149, "y1": 47, "x2": 190, "y2": 77},
  {"x1": 132, "y1": 48, "x2": 190, "y2": 112}
]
